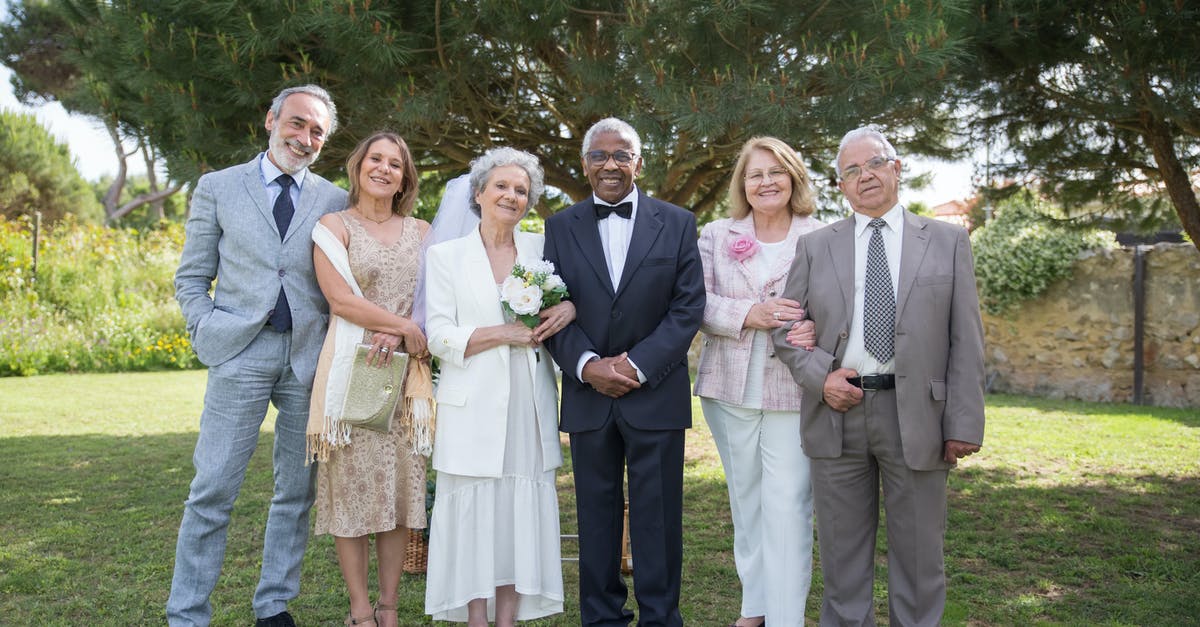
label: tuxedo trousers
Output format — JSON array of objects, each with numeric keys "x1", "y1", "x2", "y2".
[{"x1": 570, "y1": 407, "x2": 685, "y2": 627}]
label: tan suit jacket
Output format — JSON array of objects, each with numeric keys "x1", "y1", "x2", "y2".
[{"x1": 772, "y1": 209, "x2": 985, "y2": 470}]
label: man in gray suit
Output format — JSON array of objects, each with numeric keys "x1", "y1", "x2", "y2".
[
  {"x1": 168, "y1": 84, "x2": 347, "y2": 627},
  {"x1": 773, "y1": 126, "x2": 985, "y2": 626}
]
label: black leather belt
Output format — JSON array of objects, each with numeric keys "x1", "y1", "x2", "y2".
[{"x1": 847, "y1": 374, "x2": 895, "y2": 390}]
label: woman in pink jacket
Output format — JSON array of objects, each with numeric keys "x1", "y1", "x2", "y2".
[{"x1": 694, "y1": 136, "x2": 823, "y2": 627}]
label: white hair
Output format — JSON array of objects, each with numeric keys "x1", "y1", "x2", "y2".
[
  {"x1": 581, "y1": 118, "x2": 642, "y2": 157},
  {"x1": 833, "y1": 125, "x2": 898, "y2": 177},
  {"x1": 467, "y1": 147, "x2": 545, "y2": 217}
]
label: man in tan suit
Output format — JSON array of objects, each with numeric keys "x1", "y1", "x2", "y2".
[{"x1": 772, "y1": 126, "x2": 985, "y2": 626}]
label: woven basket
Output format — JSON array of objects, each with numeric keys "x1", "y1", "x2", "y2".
[{"x1": 404, "y1": 528, "x2": 428, "y2": 574}]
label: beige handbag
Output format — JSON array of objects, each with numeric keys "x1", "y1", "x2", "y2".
[{"x1": 339, "y1": 344, "x2": 408, "y2": 433}]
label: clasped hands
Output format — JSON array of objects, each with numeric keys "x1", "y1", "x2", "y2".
[{"x1": 582, "y1": 353, "x2": 641, "y2": 398}]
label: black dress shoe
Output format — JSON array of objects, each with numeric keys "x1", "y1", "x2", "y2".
[{"x1": 255, "y1": 610, "x2": 296, "y2": 627}]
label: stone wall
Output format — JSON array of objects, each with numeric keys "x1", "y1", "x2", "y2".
[{"x1": 983, "y1": 242, "x2": 1200, "y2": 407}]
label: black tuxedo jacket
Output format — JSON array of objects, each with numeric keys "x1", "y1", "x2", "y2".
[{"x1": 543, "y1": 191, "x2": 705, "y2": 432}]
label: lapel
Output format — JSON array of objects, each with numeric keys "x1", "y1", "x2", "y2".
[
  {"x1": 895, "y1": 209, "x2": 930, "y2": 319},
  {"x1": 826, "y1": 217, "x2": 857, "y2": 317},
  {"x1": 566, "y1": 200, "x2": 617, "y2": 297},
  {"x1": 239, "y1": 161, "x2": 277, "y2": 238},
  {"x1": 727, "y1": 216, "x2": 758, "y2": 290},
  {"x1": 461, "y1": 229, "x2": 507, "y2": 327},
  {"x1": 615, "y1": 191, "x2": 664, "y2": 297}
]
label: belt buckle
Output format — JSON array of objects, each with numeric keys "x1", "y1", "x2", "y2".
[{"x1": 860, "y1": 374, "x2": 883, "y2": 390}]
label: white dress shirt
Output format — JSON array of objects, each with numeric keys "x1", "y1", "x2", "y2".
[
  {"x1": 575, "y1": 187, "x2": 646, "y2": 383},
  {"x1": 259, "y1": 153, "x2": 307, "y2": 208},
  {"x1": 841, "y1": 204, "x2": 903, "y2": 375}
]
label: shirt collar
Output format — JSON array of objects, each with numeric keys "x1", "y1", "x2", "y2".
[
  {"x1": 259, "y1": 152, "x2": 308, "y2": 190},
  {"x1": 853, "y1": 203, "x2": 903, "y2": 238},
  {"x1": 592, "y1": 185, "x2": 638, "y2": 208}
]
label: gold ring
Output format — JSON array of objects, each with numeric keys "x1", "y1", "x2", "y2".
[{"x1": 773, "y1": 311, "x2": 780, "y2": 320}]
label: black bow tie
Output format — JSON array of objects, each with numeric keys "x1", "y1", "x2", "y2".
[{"x1": 595, "y1": 201, "x2": 633, "y2": 220}]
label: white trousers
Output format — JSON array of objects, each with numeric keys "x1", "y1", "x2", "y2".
[{"x1": 701, "y1": 398, "x2": 815, "y2": 626}]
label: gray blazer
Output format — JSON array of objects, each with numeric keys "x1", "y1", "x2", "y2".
[
  {"x1": 175, "y1": 155, "x2": 347, "y2": 387},
  {"x1": 772, "y1": 209, "x2": 986, "y2": 470}
]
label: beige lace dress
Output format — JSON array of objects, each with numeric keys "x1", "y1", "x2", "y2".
[{"x1": 313, "y1": 212, "x2": 427, "y2": 537}]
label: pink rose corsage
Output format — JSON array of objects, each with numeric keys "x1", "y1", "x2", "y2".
[{"x1": 729, "y1": 234, "x2": 759, "y2": 262}]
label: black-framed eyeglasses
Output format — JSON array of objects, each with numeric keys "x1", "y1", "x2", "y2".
[
  {"x1": 585, "y1": 150, "x2": 638, "y2": 166},
  {"x1": 840, "y1": 156, "x2": 895, "y2": 182}
]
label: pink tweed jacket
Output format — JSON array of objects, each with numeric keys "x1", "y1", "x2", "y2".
[{"x1": 693, "y1": 214, "x2": 825, "y2": 410}]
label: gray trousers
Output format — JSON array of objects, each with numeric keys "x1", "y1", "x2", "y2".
[
  {"x1": 811, "y1": 389, "x2": 949, "y2": 627},
  {"x1": 167, "y1": 329, "x2": 316, "y2": 626}
]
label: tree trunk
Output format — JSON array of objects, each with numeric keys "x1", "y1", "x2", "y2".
[
  {"x1": 106, "y1": 183, "x2": 185, "y2": 223},
  {"x1": 1141, "y1": 111, "x2": 1200, "y2": 252},
  {"x1": 141, "y1": 141, "x2": 166, "y2": 220},
  {"x1": 101, "y1": 118, "x2": 128, "y2": 218}
]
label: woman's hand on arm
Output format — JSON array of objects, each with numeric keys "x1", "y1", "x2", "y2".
[
  {"x1": 744, "y1": 297, "x2": 805, "y2": 331},
  {"x1": 532, "y1": 301, "x2": 575, "y2": 343}
]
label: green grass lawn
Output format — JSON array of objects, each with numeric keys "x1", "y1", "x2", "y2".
[{"x1": 1, "y1": 371, "x2": 1198, "y2": 625}]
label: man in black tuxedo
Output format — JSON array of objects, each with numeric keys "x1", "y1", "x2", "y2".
[{"x1": 543, "y1": 118, "x2": 705, "y2": 626}]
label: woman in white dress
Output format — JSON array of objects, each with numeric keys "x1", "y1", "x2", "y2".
[{"x1": 423, "y1": 147, "x2": 574, "y2": 626}]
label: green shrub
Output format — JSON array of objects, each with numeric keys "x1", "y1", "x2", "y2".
[
  {"x1": 0, "y1": 215, "x2": 199, "y2": 375},
  {"x1": 970, "y1": 199, "x2": 1112, "y2": 316}
]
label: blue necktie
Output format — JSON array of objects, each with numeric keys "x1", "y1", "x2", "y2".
[
  {"x1": 595, "y1": 201, "x2": 633, "y2": 220},
  {"x1": 267, "y1": 174, "x2": 294, "y2": 332},
  {"x1": 863, "y1": 218, "x2": 895, "y2": 362}
]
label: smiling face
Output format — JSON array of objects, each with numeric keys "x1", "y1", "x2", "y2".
[
  {"x1": 264, "y1": 93, "x2": 331, "y2": 174},
  {"x1": 583, "y1": 131, "x2": 642, "y2": 204},
  {"x1": 475, "y1": 164, "x2": 531, "y2": 229},
  {"x1": 355, "y1": 138, "x2": 405, "y2": 203},
  {"x1": 743, "y1": 148, "x2": 793, "y2": 216},
  {"x1": 837, "y1": 136, "x2": 902, "y2": 218}
]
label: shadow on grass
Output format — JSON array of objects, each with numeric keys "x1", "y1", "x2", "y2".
[
  {"x1": 946, "y1": 465, "x2": 1200, "y2": 625},
  {"x1": 3, "y1": 429, "x2": 1197, "y2": 626}
]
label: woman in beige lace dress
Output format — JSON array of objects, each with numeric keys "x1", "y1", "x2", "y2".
[{"x1": 307, "y1": 132, "x2": 430, "y2": 627}]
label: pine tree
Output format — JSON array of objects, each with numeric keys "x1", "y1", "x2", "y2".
[
  {"x1": 4, "y1": 0, "x2": 967, "y2": 217},
  {"x1": 0, "y1": 109, "x2": 103, "y2": 223},
  {"x1": 956, "y1": 0, "x2": 1200, "y2": 247}
]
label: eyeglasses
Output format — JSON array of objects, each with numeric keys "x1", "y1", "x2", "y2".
[
  {"x1": 840, "y1": 156, "x2": 895, "y2": 182},
  {"x1": 744, "y1": 167, "x2": 789, "y2": 186},
  {"x1": 585, "y1": 150, "x2": 638, "y2": 166}
]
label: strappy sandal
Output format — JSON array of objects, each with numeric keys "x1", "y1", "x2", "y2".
[
  {"x1": 373, "y1": 602, "x2": 397, "y2": 627},
  {"x1": 344, "y1": 611, "x2": 376, "y2": 626}
]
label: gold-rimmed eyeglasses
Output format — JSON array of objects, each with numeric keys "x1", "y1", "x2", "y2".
[
  {"x1": 840, "y1": 156, "x2": 895, "y2": 182},
  {"x1": 744, "y1": 167, "x2": 789, "y2": 186}
]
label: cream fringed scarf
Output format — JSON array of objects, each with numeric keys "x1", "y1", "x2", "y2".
[{"x1": 306, "y1": 222, "x2": 435, "y2": 464}]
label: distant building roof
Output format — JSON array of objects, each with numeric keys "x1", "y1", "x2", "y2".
[{"x1": 931, "y1": 197, "x2": 976, "y2": 229}]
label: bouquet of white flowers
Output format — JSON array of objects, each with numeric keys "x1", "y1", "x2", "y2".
[{"x1": 499, "y1": 258, "x2": 570, "y2": 328}]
